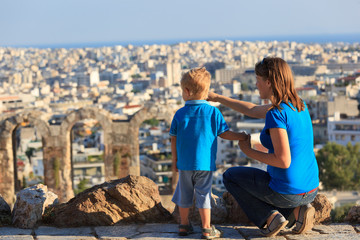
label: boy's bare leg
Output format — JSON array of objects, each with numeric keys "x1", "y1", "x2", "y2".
[
  {"x1": 179, "y1": 206, "x2": 190, "y2": 232},
  {"x1": 199, "y1": 208, "x2": 211, "y2": 236}
]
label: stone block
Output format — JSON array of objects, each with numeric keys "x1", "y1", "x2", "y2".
[
  {"x1": 326, "y1": 223, "x2": 356, "y2": 234},
  {"x1": 95, "y1": 225, "x2": 139, "y2": 239},
  {"x1": 49, "y1": 125, "x2": 61, "y2": 137},
  {"x1": 37, "y1": 236, "x2": 96, "y2": 240},
  {"x1": 35, "y1": 226, "x2": 93, "y2": 236},
  {"x1": 12, "y1": 184, "x2": 58, "y2": 229},
  {"x1": 0, "y1": 227, "x2": 32, "y2": 235}
]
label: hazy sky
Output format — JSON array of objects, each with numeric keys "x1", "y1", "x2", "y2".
[{"x1": 1, "y1": 0, "x2": 360, "y2": 47}]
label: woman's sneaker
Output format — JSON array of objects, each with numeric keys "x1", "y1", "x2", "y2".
[
  {"x1": 292, "y1": 204, "x2": 315, "y2": 234},
  {"x1": 260, "y1": 213, "x2": 288, "y2": 237}
]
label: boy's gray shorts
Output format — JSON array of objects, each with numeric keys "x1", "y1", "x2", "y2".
[{"x1": 172, "y1": 170, "x2": 213, "y2": 209}]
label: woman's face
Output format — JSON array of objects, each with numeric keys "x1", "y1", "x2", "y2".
[{"x1": 256, "y1": 75, "x2": 272, "y2": 99}]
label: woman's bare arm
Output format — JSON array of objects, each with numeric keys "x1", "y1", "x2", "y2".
[
  {"x1": 208, "y1": 92, "x2": 271, "y2": 119},
  {"x1": 238, "y1": 128, "x2": 291, "y2": 169}
]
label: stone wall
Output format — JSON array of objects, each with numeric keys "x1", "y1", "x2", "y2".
[
  {"x1": 0, "y1": 103, "x2": 178, "y2": 204},
  {"x1": 0, "y1": 110, "x2": 50, "y2": 204}
]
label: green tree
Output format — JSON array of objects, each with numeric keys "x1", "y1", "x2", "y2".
[
  {"x1": 241, "y1": 83, "x2": 249, "y2": 91},
  {"x1": 143, "y1": 118, "x2": 159, "y2": 127},
  {"x1": 74, "y1": 178, "x2": 89, "y2": 195},
  {"x1": 331, "y1": 203, "x2": 355, "y2": 222},
  {"x1": 22, "y1": 176, "x2": 27, "y2": 189},
  {"x1": 131, "y1": 74, "x2": 141, "y2": 79},
  {"x1": 25, "y1": 147, "x2": 35, "y2": 164},
  {"x1": 317, "y1": 142, "x2": 360, "y2": 190}
]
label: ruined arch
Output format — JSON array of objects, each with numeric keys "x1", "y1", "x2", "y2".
[
  {"x1": 0, "y1": 110, "x2": 50, "y2": 204},
  {"x1": 128, "y1": 102, "x2": 178, "y2": 180},
  {"x1": 58, "y1": 107, "x2": 113, "y2": 201},
  {"x1": 0, "y1": 103, "x2": 179, "y2": 204}
]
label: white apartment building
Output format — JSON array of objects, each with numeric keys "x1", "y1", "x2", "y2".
[
  {"x1": 0, "y1": 94, "x2": 36, "y2": 112},
  {"x1": 216, "y1": 138, "x2": 239, "y2": 165},
  {"x1": 306, "y1": 95, "x2": 359, "y2": 124},
  {"x1": 140, "y1": 153, "x2": 172, "y2": 191},
  {"x1": 328, "y1": 112, "x2": 360, "y2": 146},
  {"x1": 89, "y1": 70, "x2": 100, "y2": 86},
  {"x1": 72, "y1": 148, "x2": 105, "y2": 189},
  {"x1": 166, "y1": 61, "x2": 181, "y2": 87},
  {"x1": 31, "y1": 149, "x2": 44, "y2": 178},
  {"x1": 216, "y1": 120, "x2": 265, "y2": 166},
  {"x1": 215, "y1": 68, "x2": 244, "y2": 84},
  {"x1": 212, "y1": 168, "x2": 227, "y2": 195}
]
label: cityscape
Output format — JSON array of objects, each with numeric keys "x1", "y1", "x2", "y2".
[{"x1": 0, "y1": 38, "x2": 360, "y2": 208}]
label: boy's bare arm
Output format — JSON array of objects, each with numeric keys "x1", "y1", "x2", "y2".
[
  {"x1": 219, "y1": 130, "x2": 247, "y2": 141},
  {"x1": 171, "y1": 136, "x2": 178, "y2": 172}
]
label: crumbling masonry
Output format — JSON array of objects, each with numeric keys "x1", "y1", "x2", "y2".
[{"x1": 0, "y1": 102, "x2": 177, "y2": 204}]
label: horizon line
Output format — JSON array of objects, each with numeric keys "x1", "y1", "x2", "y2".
[{"x1": 1, "y1": 32, "x2": 360, "y2": 49}]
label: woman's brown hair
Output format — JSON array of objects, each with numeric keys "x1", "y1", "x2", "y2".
[{"x1": 255, "y1": 57, "x2": 304, "y2": 112}]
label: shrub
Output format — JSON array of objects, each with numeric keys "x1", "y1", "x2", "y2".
[{"x1": 331, "y1": 203, "x2": 356, "y2": 222}]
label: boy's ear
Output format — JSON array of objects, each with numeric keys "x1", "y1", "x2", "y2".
[{"x1": 184, "y1": 87, "x2": 191, "y2": 96}]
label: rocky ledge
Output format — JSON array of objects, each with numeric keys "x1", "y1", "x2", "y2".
[
  {"x1": 1, "y1": 175, "x2": 360, "y2": 239},
  {"x1": 1, "y1": 223, "x2": 360, "y2": 239}
]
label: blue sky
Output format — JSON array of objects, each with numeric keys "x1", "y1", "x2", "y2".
[{"x1": 1, "y1": 0, "x2": 360, "y2": 47}]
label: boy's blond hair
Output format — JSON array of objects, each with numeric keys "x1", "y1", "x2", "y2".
[{"x1": 181, "y1": 67, "x2": 211, "y2": 99}]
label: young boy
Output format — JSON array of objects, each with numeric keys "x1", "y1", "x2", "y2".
[{"x1": 170, "y1": 67, "x2": 247, "y2": 239}]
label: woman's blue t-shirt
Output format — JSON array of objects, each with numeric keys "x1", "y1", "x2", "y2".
[
  {"x1": 260, "y1": 101, "x2": 319, "y2": 194},
  {"x1": 169, "y1": 100, "x2": 229, "y2": 171}
]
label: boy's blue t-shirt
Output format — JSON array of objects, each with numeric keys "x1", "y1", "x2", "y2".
[
  {"x1": 260, "y1": 101, "x2": 319, "y2": 194},
  {"x1": 169, "y1": 100, "x2": 229, "y2": 171}
]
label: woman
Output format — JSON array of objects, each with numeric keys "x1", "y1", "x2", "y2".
[{"x1": 208, "y1": 57, "x2": 319, "y2": 237}]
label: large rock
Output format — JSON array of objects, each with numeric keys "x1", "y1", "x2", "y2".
[
  {"x1": 48, "y1": 175, "x2": 172, "y2": 227},
  {"x1": 0, "y1": 194, "x2": 12, "y2": 226},
  {"x1": 345, "y1": 205, "x2": 360, "y2": 223},
  {"x1": 312, "y1": 193, "x2": 332, "y2": 224},
  {"x1": 12, "y1": 184, "x2": 58, "y2": 229},
  {"x1": 172, "y1": 193, "x2": 228, "y2": 224}
]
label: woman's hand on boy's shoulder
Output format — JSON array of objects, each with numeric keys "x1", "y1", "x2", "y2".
[{"x1": 207, "y1": 92, "x2": 218, "y2": 102}]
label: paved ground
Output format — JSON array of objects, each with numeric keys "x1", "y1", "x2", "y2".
[{"x1": 1, "y1": 223, "x2": 360, "y2": 240}]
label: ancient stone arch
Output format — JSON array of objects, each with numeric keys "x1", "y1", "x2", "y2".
[
  {"x1": 0, "y1": 110, "x2": 50, "y2": 204},
  {"x1": 0, "y1": 103, "x2": 178, "y2": 204},
  {"x1": 128, "y1": 102, "x2": 178, "y2": 184},
  {"x1": 57, "y1": 107, "x2": 114, "y2": 202}
]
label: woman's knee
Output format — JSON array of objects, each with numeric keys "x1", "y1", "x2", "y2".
[
  {"x1": 223, "y1": 166, "x2": 245, "y2": 184},
  {"x1": 222, "y1": 167, "x2": 234, "y2": 183}
]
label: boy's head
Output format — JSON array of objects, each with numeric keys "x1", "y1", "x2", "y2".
[{"x1": 180, "y1": 67, "x2": 211, "y2": 100}]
